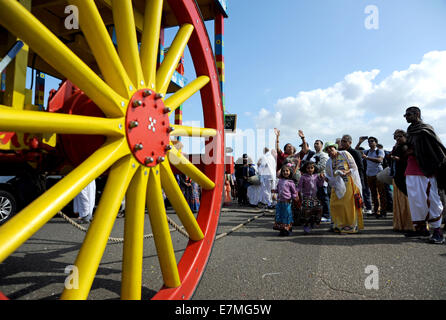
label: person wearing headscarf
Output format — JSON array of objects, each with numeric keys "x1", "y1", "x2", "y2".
[
  {"x1": 255, "y1": 147, "x2": 277, "y2": 208},
  {"x1": 323, "y1": 142, "x2": 364, "y2": 234}
]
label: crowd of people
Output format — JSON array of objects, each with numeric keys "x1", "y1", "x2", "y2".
[{"x1": 229, "y1": 106, "x2": 446, "y2": 244}]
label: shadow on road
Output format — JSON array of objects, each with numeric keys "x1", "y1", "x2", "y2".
[{"x1": 0, "y1": 237, "x2": 158, "y2": 300}]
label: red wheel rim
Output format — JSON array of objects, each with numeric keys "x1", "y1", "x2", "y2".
[
  {"x1": 152, "y1": 0, "x2": 225, "y2": 300},
  {"x1": 0, "y1": 0, "x2": 224, "y2": 300}
]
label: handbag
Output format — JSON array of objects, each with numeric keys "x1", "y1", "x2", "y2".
[
  {"x1": 377, "y1": 167, "x2": 393, "y2": 185},
  {"x1": 354, "y1": 192, "x2": 363, "y2": 209},
  {"x1": 349, "y1": 174, "x2": 363, "y2": 209},
  {"x1": 247, "y1": 175, "x2": 260, "y2": 185}
]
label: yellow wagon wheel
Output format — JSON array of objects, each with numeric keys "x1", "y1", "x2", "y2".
[{"x1": 0, "y1": 0, "x2": 225, "y2": 300}]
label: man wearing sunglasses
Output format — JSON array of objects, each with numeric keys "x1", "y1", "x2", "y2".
[{"x1": 404, "y1": 106, "x2": 446, "y2": 244}]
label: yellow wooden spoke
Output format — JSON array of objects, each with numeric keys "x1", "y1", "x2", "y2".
[
  {"x1": 159, "y1": 160, "x2": 204, "y2": 241},
  {"x1": 167, "y1": 146, "x2": 215, "y2": 190},
  {"x1": 170, "y1": 125, "x2": 217, "y2": 138},
  {"x1": 140, "y1": 0, "x2": 163, "y2": 90},
  {"x1": 0, "y1": 138, "x2": 129, "y2": 264},
  {"x1": 61, "y1": 155, "x2": 137, "y2": 300},
  {"x1": 156, "y1": 24, "x2": 194, "y2": 96},
  {"x1": 146, "y1": 167, "x2": 181, "y2": 288},
  {"x1": 0, "y1": 0, "x2": 125, "y2": 118},
  {"x1": 112, "y1": 0, "x2": 145, "y2": 89},
  {"x1": 121, "y1": 165, "x2": 149, "y2": 300},
  {"x1": 0, "y1": 106, "x2": 124, "y2": 137},
  {"x1": 165, "y1": 76, "x2": 210, "y2": 113},
  {"x1": 68, "y1": 0, "x2": 133, "y2": 99}
]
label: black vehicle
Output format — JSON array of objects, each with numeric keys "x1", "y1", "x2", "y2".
[
  {"x1": 0, "y1": 176, "x2": 18, "y2": 224},
  {"x1": 0, "y1": 163, "x2": 46, "y2": 225}
]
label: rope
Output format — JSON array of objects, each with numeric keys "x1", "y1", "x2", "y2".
[
  {"x1": 56, "y1": 211, "x2": 189, "y2": 243},
  {"x1": 215, "y1": 209, "x2": 269, "y2": 240},
  {"x1": 166, "y1": 215, "x2": 190, "y2": 238},
  {"x1": 57, "y1": 207, "x2": 274, "y2": 243}
]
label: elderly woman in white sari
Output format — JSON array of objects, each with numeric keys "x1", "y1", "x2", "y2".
[
  {"x1": 323, "y1": 142, "x2": 364, "y2": 234},
  {"x1": 247, "y1": 148, "x2": 277, "y2": 208}
]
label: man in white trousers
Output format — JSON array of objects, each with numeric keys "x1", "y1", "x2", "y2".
[
  {"x1": 404, "y1": 106, "x2": 446, "y2": 244},
  {"x1": 74, "y1": 180, "x2": 96, "y2": 224},
  {"x1": 258, "y1": 148, "x2": 277, "y2": 208}
]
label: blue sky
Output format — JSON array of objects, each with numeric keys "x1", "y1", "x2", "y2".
[
  {"x1": 216, "y1": 0, "x2": 446, "y2": 161},
  {"x1": 28, "y1": 1, "x2": 446, "y2": 162},
  {"x1": 224, "y1": 0, "x2": 446, "y2": 107}
]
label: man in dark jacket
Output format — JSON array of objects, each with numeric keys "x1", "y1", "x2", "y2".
[
  {"x1": 235, "y1": 155, "x2": 248, "y2": 205},
  {"x1": 404, "y1": 106, "x2": 446, "y2": 244}
]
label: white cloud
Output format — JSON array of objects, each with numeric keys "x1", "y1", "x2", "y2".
[{"x1": 255, "y1": 50, "x2": 446, "y2": 152}]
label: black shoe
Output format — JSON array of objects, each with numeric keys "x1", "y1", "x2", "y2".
[
  {"x1": 429, "y1": 229, "x2": 445, "y2": 244},
  {"x1": 429, "y1": 234, "x2": 445, "y2": 244},
  {"x1": 404, "y1": 229, "x2": 430, "y2": 238},
  {"x1": 404, "y1": 230, "x2": 418, "y2": 237}
]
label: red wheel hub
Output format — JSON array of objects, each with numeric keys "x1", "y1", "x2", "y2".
[{"x1": 126, "y1": 89, "x2": 172, "y2": 167}]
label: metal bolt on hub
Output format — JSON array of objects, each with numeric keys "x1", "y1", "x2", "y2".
[
  {"x1": 129, "y1": 121, "x2": 139, "y2": 128},
  {"x1": 134, "y1": 143, "x2": 144, "y2": 151},
  {"x1": 133, "y1": 100, "x2": 142, "y2": 108},
  {"x1": 143, "y1": 90, "x2": 152, "y2": 97}
]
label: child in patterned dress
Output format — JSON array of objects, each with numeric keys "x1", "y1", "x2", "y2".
[{"x1": 297, "y1": 161, "x2": 325, "y2": 234}]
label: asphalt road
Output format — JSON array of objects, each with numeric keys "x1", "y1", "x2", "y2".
[
  {"x1": 195, "y1": 205, "x2": 446, "y2": 300},
  {"x1": 1, "y1": 204, "x2": 445, "y2": 300}
]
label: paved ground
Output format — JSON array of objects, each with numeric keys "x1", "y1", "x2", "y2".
[
  {"x1": 1, "y1": 203, "x2": 445, "y2": 300},
  {"x1": 195, "y1": 204, "x2": 446, "y2": 300}
]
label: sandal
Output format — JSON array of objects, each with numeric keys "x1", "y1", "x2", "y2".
[{"x1": 340, "y1": 226, "x2": 357, "y2": 234}]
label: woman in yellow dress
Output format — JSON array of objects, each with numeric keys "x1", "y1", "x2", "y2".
[{"x1": 323, "y1": 142, "x2": 364, "y2": 234}]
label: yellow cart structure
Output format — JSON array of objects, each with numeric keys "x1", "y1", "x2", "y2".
[{"x1": 0, "y1": 0, "x2": 228, "y2": 300}]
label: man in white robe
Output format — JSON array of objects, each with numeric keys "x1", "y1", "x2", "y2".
[
  {"x1": 73, "y1": 180, "x2": 96, "y2": 224},
  {"x1": 257, "y1": 148, "x2": 277, "y2": 208},
  {"x1": 404, "y1": 106, "x2": 445, "y2": 244}
]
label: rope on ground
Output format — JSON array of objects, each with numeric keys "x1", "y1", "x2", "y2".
[
  {"x1": 215, "y1": 208, "x2": 273, "y2": 240},
  {"x1": 221, "y1": 207, "x2": 266, "y2": 213},
  {"x1": 56, "y1": 211, "x2": 189, "y2": 243},
  {"x1": 57, "y1": 207, "x2": 273, "y2": 243}
]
